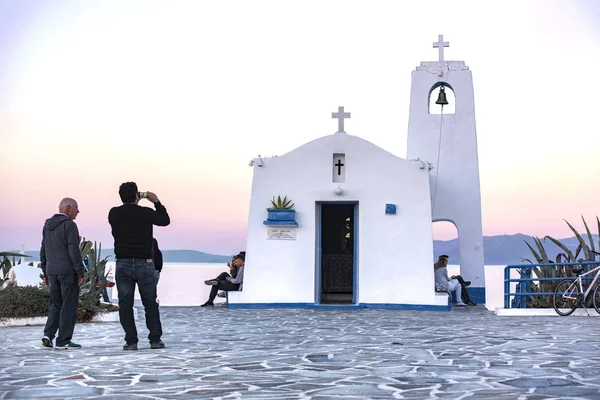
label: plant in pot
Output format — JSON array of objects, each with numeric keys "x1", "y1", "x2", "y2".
[{"x1": 267, "y1": 195, "x2": 295, "y2": 222}]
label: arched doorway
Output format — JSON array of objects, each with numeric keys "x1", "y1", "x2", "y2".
[{"x1": 432, "y1": 220, "x2": 459, "y2": 275}]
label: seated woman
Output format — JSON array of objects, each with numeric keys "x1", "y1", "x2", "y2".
[
  {"x1": 201, "y1": 252, "x2": 245, "y2": 307},
  {"x1": 434, "y1": 255, "x2": 468, "y2": 307}
]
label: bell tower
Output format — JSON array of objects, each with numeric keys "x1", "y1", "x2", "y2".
[{"x1": 406, "y1": 35, "x2": 485, "y2": 303}]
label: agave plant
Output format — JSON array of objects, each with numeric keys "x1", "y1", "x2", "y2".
[
  {"x1": 545, "y1": 216, "x2": 599, "y2": 262},
  {"x1": 78, "y1": 239, "x2": 110, "y2": 311},
  {"x1": 522, "y1": 216, "x2": 599, "y2": 307},
  {"x1": 269, "y1": 195, "x2": 294, "y2": 210},
  {"x1": 521, "y1": 237, "x2": 565, "y2": 307},
  {"x1": 1, "y1": 257, "x2": 12, "y2": 281}
]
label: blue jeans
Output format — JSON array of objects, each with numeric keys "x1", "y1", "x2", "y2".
[{"x1": 116, "y1": 259, "x2": 162, "y2": 344}]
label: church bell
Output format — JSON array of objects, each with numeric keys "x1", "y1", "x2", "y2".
[{"x1": 435, "y1": 86, "x2": 449, "y2": 106}]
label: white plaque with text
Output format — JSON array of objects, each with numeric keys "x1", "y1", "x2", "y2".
[{"x1": 266, "y1": 228, "x2": 297, "y2": 240}]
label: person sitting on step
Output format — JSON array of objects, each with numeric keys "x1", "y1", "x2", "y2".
[
  {"x1": 434, "y1": 255, "x2": 469, "y2": 307},
  {"x1": 201, "y1": 252, "x2": 245, "y2": 307},
  {"x1": 215, "y1": 252, "x2": 243, "y2": 299}
]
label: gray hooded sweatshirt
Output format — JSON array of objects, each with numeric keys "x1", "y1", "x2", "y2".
[{"x1": 40, "y1": 214, "x2": 85, "y2": 279}]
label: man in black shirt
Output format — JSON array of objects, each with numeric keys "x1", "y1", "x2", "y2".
[{"x1": 108, "y1": 182, "x2": 170, "y2": 350}]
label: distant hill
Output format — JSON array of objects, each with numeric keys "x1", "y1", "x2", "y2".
[
  {"x1": 10, "y1": 249, "x2": 233, "y2": 264},
  {"x1": 158, "y1": 250, "x2": 232, "y2": 263},
  {"x1": 8, "y1": 233, "x2": 599, "y2": 265},
  {"x1": 434, "y1": 234, "x2": 599, "y2": 265}
]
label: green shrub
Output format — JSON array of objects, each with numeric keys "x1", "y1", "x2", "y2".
[
  {"x1": 0, "y1": 240, "x2": 114, "y2": 322},
  {"x1": 78, "y1": 291, "x2": 104, "y2": 323},
  {"x1": 0, "y1": 285, "x2": 117, "y2": 322},
  {"x1": 0, "y1": 285, "x2": 50, "y2": 319}
]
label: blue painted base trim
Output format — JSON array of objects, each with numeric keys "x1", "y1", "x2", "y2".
[
  {"x1": 263, "y1": 220, "x2": 299, "y2": 227},
  {"x1": 228, "y1": 303, "x2": 451, "y2": 311},
  {"x1": 468, "y1": 287, "x2": 485, "y2": 304}
]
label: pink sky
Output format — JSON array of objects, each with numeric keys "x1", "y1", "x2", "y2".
[{"x1": 2, "y1": 1, "x2": 600, "y2": 254}]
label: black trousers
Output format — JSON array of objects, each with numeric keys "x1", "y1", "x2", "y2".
[
  {"x1": 44, "y1": 274, "x2": 80, "y2": 346},
  {"x1": 453, "y1": 275, "x2": 472, "y2": 303},
  {"x1": 116, "y1": 259, "x2": 162, "y2": 345},
  {"x1": 208, "y1": 272, "x2": 240, "y2": 302}
]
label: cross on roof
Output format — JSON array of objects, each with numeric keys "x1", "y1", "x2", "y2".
[
  {"x1": 332, "y1": 106, "x2": 351, "y2": 133},
  {"x1": 433, "y1": 34, "x2": 449, "y2": 63}
]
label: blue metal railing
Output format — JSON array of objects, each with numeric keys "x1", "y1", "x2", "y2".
[{"x1": 503, "y1": 261, "x2": 600, "y2": 309}]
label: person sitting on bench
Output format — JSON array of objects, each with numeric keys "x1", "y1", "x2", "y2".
[
  {"x1": 434, "y1": 255, "x2": 469, "y2": 307},
  {"x1": 201, "y1": 252, "x2": 245, "y2": 307}
]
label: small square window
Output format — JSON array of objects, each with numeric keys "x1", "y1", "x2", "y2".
[{"x1": 385, "y1": 204, "x2": 396, "y2": 215}]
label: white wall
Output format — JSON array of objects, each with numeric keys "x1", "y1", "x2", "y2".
[
  {"x1": 101, "y1": 262, "x2": 507, "y2": 309},
  {"x1": 407, "y1": 61, "x2": 485, "y2": 287},
  {"x1": 236, "y1": 132, "x2": 436, "y2": 306}
]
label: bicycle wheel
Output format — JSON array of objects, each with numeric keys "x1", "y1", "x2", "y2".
[
  {"x1": 553, "y1": 279, "x2": 580, "y2": 316},
  {"x1": 593, "y1": 284, "x2": 600, "y2": 314}
]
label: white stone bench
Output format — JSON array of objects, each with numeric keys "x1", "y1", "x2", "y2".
[{"x1": 435, "y1": 291, "x2": 451, "y2": 306}]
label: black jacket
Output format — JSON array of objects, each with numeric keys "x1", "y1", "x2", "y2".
[
  {"x1": 108, "y1": 201, "x2": 170, "y2": 259},
  {"x1": 40, "y1": 214, "x2": 86, "y2": 279}
]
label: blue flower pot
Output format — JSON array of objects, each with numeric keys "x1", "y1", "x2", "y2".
[{"x1": 267, "y1": 209, "x2": 295, "y2": 221}]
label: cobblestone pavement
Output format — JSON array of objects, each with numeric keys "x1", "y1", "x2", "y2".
[{"x1": 1, "y1": 306, "x2": 600, "y2": 399}]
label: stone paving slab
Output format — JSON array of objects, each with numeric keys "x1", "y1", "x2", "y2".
[{"x1": 1, "y1": 305, "x2": 600, "y2": 399}]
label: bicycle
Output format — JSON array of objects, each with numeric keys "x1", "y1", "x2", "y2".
[{"x1": 552, "y1": 254, "x2": 600, "y2": 316}]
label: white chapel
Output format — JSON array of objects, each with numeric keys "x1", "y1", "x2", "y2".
[{"x1": 229, "y1": 35, "x2": 485, "y2": 310}]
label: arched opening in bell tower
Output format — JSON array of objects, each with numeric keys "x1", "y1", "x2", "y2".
[
  {"x1": 432, "y1": 220, "x2": 459, "y2": 275},
  {"x1": 428, "y1": 82, "x2": 455, "y2": 115}
]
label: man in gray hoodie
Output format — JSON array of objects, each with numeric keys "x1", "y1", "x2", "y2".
[{"x1": 40, "y1": 198, "x2": 86, "y2": 350}]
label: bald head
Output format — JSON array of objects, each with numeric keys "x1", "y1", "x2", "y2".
[{"x1": 58, "y1": 198, "x2": 79, "y2": 220}]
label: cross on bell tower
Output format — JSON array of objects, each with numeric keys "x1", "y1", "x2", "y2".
[
  {"x1": 432, "y1": 34, "x2": 449, "y2": 63},
  {"x1": 332, "y1": 106, "x2": 351, "y2": 133}
]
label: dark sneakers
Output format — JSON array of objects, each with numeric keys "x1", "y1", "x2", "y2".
[
  {"x1": 123, "y1": 343, "x2": 138, "y2": 351},
  {"x1": 200, "y1": 301, "x2": 214, "y2": 307},
  {"x1": 204, "y1": 279, "x2": 219, "y2": 286},
  {"x1": 55, "y1": 342, "x2": 82, "y2": 350},
  {"x1": 42, "y1": 336, "x2": 53, "y2": 349},
  {"x1": 150, "y1": 341, "x2": 165, "y2": 349}
]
